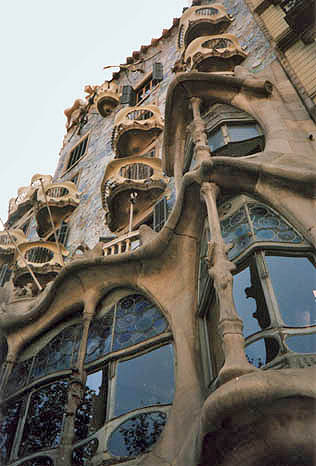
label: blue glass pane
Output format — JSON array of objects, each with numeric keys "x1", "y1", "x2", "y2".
[
  {"x1": 208, "y1": 128, "x2": 224, "y2": 152},
  {"x1": 227, "y1": 123, "x2": 259, "y2": 142},
  {"x1": 265, "y1": 256, "x2": 316, "y2": 326},
  {"x1": 5, "y1": 358, "x2": 33, "y2": 397},
  {"x1": 113, "y1": 345, "x2": 174, "y2": 418},
  {"x1": 85, "y1": 309, "x2": 114, "y2": 364},
  {"x1": 108, "y1": 411, "x2": 167, "y2": 458},
  {"x1": 248, "y1": 203, "x2": 303, "y2": 244},
  {"x1": 31, "y1": 324, "x2": 82, "y2": 381},
  {"x1": 245, "y1": 339, "x2": 266, "y2": 368},
  {"x1": 113, "y1": 295, "x2": 168, "y2": 351},
  {"x1": 286, "y1": 333, "x2": 316, "y2": 354},
  {"x1": 19, "y1": 458, "x2": 54, "y2": 466},
  {"x1": 233, "y1": 267, "x2": 263, "y2": 337},
  {"x1": 220, "y1": 206, "x2": 252, "y2": 259}
]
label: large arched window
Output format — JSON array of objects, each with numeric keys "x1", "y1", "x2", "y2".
[
  {"x1": 199, "y1": 195, "x2": 316, "y2": 387},
  {"x1": 0, "y1": 291, "x2": 174, "y2": 465},
  {"x1": 74, "y1": 290, "x2": 174, "y2": 464}
]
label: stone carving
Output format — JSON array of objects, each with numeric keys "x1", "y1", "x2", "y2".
[
  {"x1": 184, "y1": 34, "x2": 247, "y2": 72},
  {"x1": 95, "y1": 81, "x2": 121, "y2": 117},
  {"x1": 112, "y1": 105, "x2": 164, "y2": 157},
  {"x1": 178, "y1": 4, "x2": 233, "y2": 50}
]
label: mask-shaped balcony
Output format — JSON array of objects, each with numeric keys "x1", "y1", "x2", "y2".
[
  {"x1": 111, "y1": 105, "x2": 164, "y2": 157},
  {"x1": 7, "y1": 175, "x2": 53, "y2": 226},
  {"x1": 13, "y1": 241, "x2": 69, "y2": 292},
  {"x1": 184, "y1": 34, "x2": 247, "y2": 72},
  {"x1": 0, "y1": 230, "x2": 26, "y2": 267},
  {"x1": 95, "y1": 81, "x2": 121, "y2": 117},
  {"x1": 101, "y1": 157, "x2": 167, "y2": 232},
  {"x1": 35, "y1": 181, "x2": 80, "y2": 238},
  {"x1": 178, "y1": 4, "x2": 233, "y2": 50}
]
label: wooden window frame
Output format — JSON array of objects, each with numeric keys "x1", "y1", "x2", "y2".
[{"x1": 63, "y1": 133, "x2": 90, "y2": 175}]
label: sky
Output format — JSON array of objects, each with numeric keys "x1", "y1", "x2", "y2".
[{"x1": 0, "y1": 0, "x2": 188, "y2": 228}]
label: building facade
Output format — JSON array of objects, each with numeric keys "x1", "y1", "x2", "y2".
[{"x1": 0, "y1": 1, "x2": 316, "y2": 465}]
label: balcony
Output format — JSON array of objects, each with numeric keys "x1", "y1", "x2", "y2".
[
  {"x1": 101, "y1": 156, "x2": 167, "y2": 232},
  {"x1": 0, "y1": 230, "x2": 26, "y2": 266},
  {"x1": 103, "y1": 230, "x2": 141, "y2": 256},
  {"x1": 35, "y1": 181, "x2": 80, "y2": 238},
  {"x1": 7, "y1": 175, "x2": 53, "y2": 226},
  {"x1": 280, "y1": 0, "x2": 315, "y2": 43},
  {"x1": 111, "y1": 105, "x2": 164, "y2": 157},
  {"x1": 95, "y1": 81, "x2": 121, "y2": 117},
  {"x1": 178, "y1": 4, "x2": 233, "y2": 50},
  {"x1": 13, "y1": 241, "x2": 69, "y2": 292},
  {"x1": 184, "y1": 34, "x2": 247, "y2": 72}
]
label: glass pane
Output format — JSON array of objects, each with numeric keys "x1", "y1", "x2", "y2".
[
  {"x1": 113, "y1": 344, "x2": 174, "y2": 418},
  {"x1": 227, "y1": 123, "x2": 259, "y2": 142},
  {"x1": 220, "y1": 205, "x2": 252, "y2": 259},
  {"x1": 72, "y1": 438, "x2": 98, "y2": 466},
  {"x1": 208, "y1": 128, "x2": 224, "y2": 152},
  {"x1": 31, "y1": 325, "x2": 82, "y2": 381},
  {"x1": 85, "y1": 309, "x2": 114, "y2": 364},
  {"x1": 113, "y1": 295, "x2": 168, "y2": 352},
  {"x1": 5, "y1": 358, "x2": 33, "y2": 397},
  {"x1": 286, "y1": 333, "x2": 316, "y2": 354},
  {"x1": 19, "y1": 381, "x2": 68, "y2": 457},
  {"x1": 108, "y1": 411, "x2": 167, "y2": 458},
  {"x1": 245, "y1": 337, "x2": 279, "y2": 368},
  {"x1": 248, "y1": 203, "x2": 303, "y2": 244},
  {"x1": 233, "y1": 264, "x2": 270, "y2": 337},
  {"x1": 75, "y1": 370, "x2": 107, "y2": 441},
  {"x1": 265, "y1": 256, "x2": 316, "y2": 326},
  {"x1": 0, "y1": 398, "x2": 23, "y2": 464}
]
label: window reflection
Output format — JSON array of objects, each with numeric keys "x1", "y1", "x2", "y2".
[
  {"x1": 0, "y1": 398, "x2": 22, "y2": 464},
  {"x1": 265, "y1": 256, "x2": 316, "y2": 327},
  {"x1": 245, "y1": 338, "x2": 279, "y2": 368},
  {"x1": 19, "y1": 381, "x2": 68, "y2": 457},
  {"x1": 286, "y1": 333, "x2": 316, "y2": 354},
  {"x1": 113, "y1": 344, "x2": 174, "y2": 418},
  {"x1": 108, "y1": 411, "x2": 167, "y2": 458}
]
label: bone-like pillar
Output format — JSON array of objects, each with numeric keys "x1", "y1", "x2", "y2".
[
  {"x1": 57, "y1": 293, "x2": 97, "y2": 466},
  {"x1": 191, "y1": 96, "x2": 255, "y2": 384},
  {"x1": 200, "y1": 182, "x2": 255, "y2": 385},
  {"x1": 191, "y1": 97, "x2": 212, "y2": 165}
]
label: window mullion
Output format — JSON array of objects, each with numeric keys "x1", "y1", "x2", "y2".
[
  {"x1": 10, "y1": 392, "x2": 31, "y2": 461},
  {"x1": 254, "y1": 251, "x2": 283, "y2": 328},
  {"x1": 107, "y1": 360, "x2": 117, "y2": 420}
]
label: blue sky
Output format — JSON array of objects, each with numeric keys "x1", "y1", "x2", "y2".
[{"x1": 0, "y1": 0, "x2": 187, "y2": 227}]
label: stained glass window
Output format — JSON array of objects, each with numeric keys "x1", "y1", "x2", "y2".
[
  {"x1": 30, "y1": 325, "x2": 82, "y2": 381},
  {"x1": 112, "y1": 294, "x2": 168, "y2": 352},
  {"x1": 4, "y1": 358, "x2": 33, "y2": 397},
  {"x1": 108, "y1": 411, "x2": 167, "y2": 458},
  {"x1": 85, "y1": 310, "x2": 114, "y2": 364},
  {"x1": 19, "y1": 381, "x2": 68, "y2": 457}
]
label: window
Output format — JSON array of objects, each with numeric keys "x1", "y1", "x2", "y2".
[
  {"x1": 70, "y1": 172, "x2": 80, "y2": 186},
  {"x1": 199, "y1": 196, "x2": 316, "y2": 385},
  {"x1": 47, "y1": 220, "x2": 69, "y2": 246},
  {"x1": 207, "y1": 121, "x2": 264, "y2": 156},
  {"x1": 1, "y1": 292, "x2": 174, "y2": 464},
  {"x1": 153, "y1": 197, "x2": 168, "y2": 232},
  {"x1": 66, "y1": 134, "x2": 89, "y2": 171},
  {"x1": 135, "y1": 63, "x2": 164, "y2": 104},
  {"x1": 0, "y1": 264, "x2": 11, "y2": 287}
]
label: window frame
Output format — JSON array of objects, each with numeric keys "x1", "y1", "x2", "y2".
[
  {"x1": 199, "y1": 201, "x2": 316, "y2": 389},
  {"x1": 63, "y1": 132, "x2": 90, "y2": 175}
]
